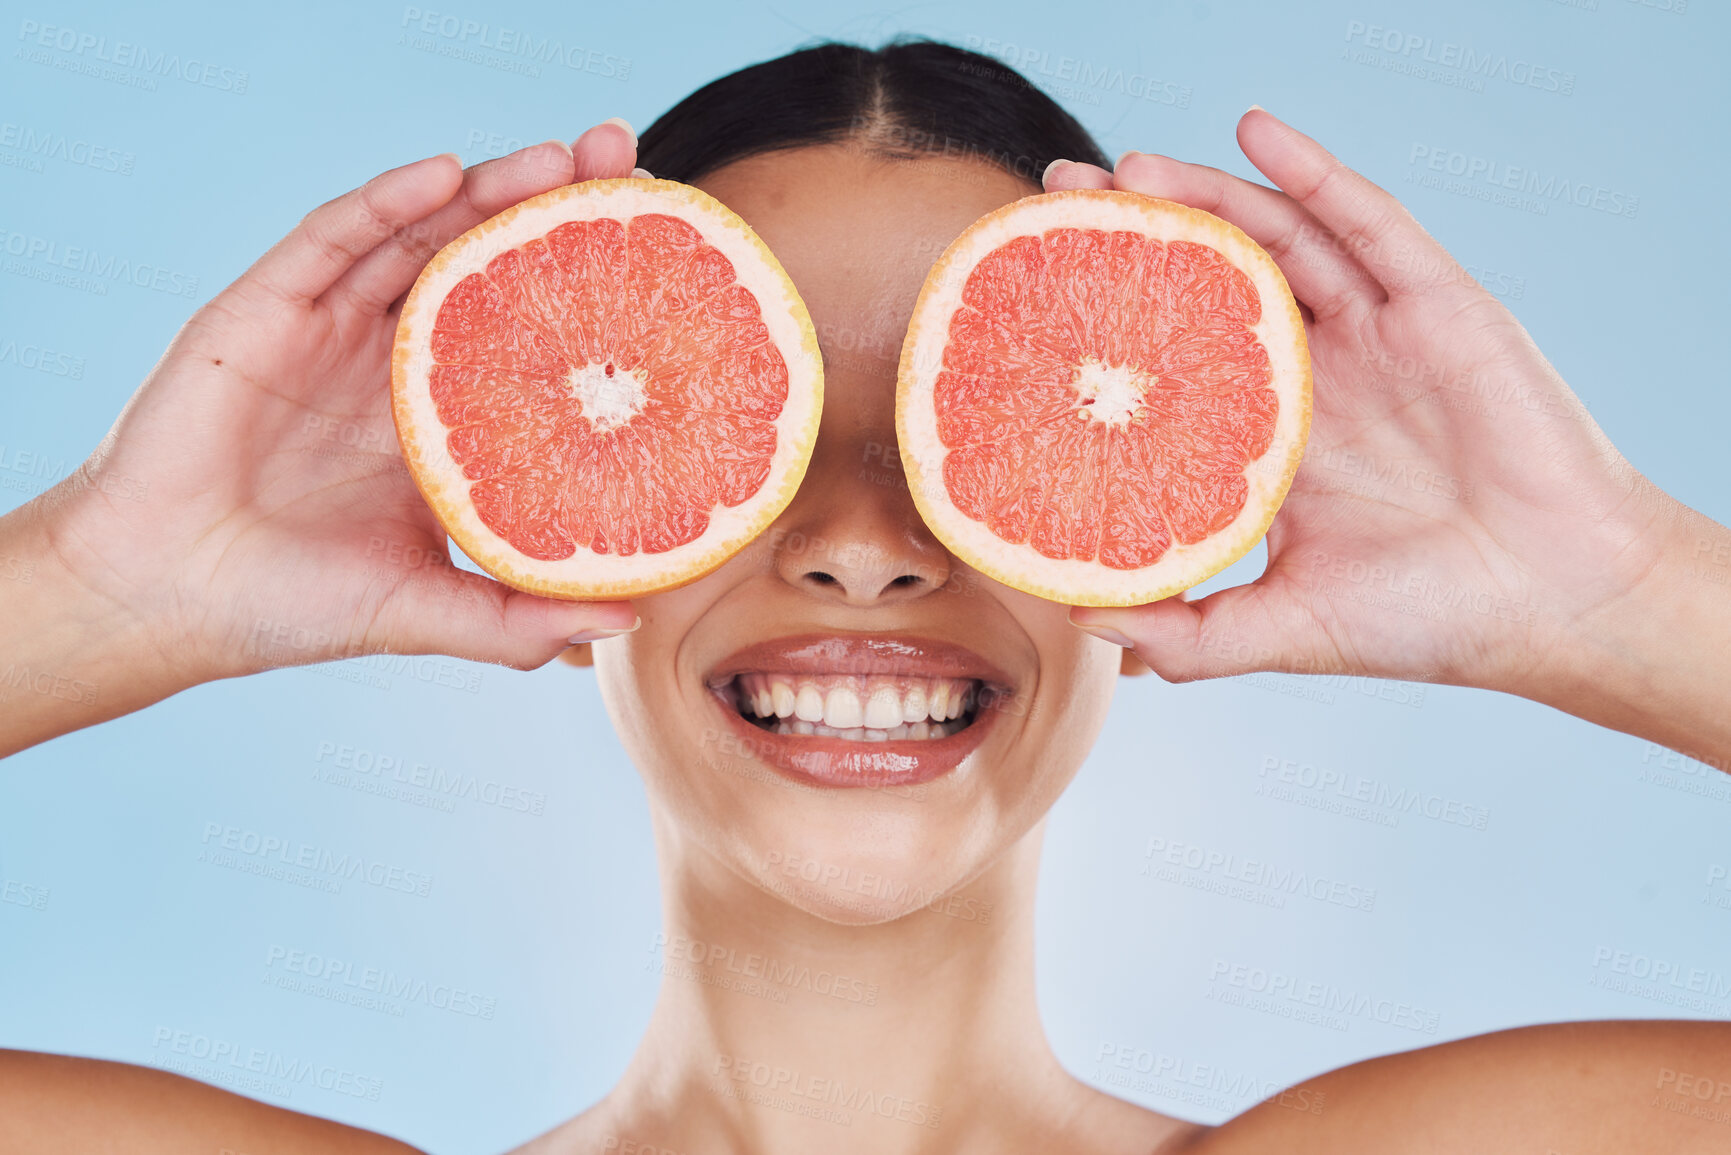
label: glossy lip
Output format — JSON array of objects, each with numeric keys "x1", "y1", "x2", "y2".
[{"x1": 703, "y1": 633, "x2": 1015, "y2": 790}]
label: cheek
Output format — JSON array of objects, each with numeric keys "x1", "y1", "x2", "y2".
[{"x1": 998, "y1": 589, "x2": 1124, "y2": 748}]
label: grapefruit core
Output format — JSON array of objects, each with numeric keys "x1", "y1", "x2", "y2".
[
  {"x1": 391, "y1": 178, "x2": 823, "y2": 600},
  {"x1": 896, "y1": 189, "x2": 1311, "y2": 607}
]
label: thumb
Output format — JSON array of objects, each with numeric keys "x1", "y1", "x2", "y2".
[
  {"x1": 1070, "y1": 581, "x2": 1339, "y2": 682},
  {"x1": 372, "y1": 566, "x2": 639, "y2": 670}
]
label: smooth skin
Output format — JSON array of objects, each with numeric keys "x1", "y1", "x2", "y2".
[{"x1": 2, "y1": 109, "x2": 1730, "y2": 1154}]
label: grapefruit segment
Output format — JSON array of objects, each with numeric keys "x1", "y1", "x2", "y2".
[
  {"x1": 897, "y1": 189, "x2": 1311, "y2": 607},
  {"x1": 392, "y1": 178, "x2": 822, "y2": 599}
]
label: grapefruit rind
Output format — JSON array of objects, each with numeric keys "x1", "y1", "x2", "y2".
[
  {"x1": 391, "y1": 178, "x2": 823, "y2": 600},
  {"x1": 896, "y1": 189, "x2": 1311, "y2": 608}
]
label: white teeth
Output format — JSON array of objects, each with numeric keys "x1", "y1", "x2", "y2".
[
  {"x1": 735, "y1": 673, "x2": 987, "y2": 740},
  {"x1": 864, "y1": 684, "x2": 903, "y2": 730},
  {"x1": 794, "y1": 683, "x2": 826, "y2": 723},
  {"x1": 902, "y1": 682, "x2": 928, "y2": 723},
  {"x1": 823, "y1": 686, "x2": 864, "y2": 730}
]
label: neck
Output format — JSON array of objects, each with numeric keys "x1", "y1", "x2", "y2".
[{"x1": 599, "y1": 816, "x2": 1082, "y2": 1154}]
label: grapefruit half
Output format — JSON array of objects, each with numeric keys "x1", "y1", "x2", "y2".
[
  {"x1": 897, "y1": 189, "x2": 1311, "y2": 607},
  {"x1": 392, "y1": 178, "x2": 823, "y2": 599}
]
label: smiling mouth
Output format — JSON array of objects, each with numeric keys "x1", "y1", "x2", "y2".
[{"x1": 719, "y1": 673, "x2": 981, "y2": 741}]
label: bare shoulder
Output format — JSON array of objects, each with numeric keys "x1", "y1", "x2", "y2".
[
  {"x1": 1187, "y1": 1020, "x2": 1731, "y2": 1155},
  {"x1": 0, "y1": 1049, "x2": 423, "y2": 1154}
]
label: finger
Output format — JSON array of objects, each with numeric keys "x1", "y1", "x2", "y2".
[
  {"x1": 1042, "y1": 159, "x2": 1115, "y2": 191},
  {"x1": 1111, "y1": 150, "x2": 1384, "y2": 322},
  {"x1": 248, "y1": 153, "x2": 463, "y2": 305},
  {"x1": 1236, "y1": 108, "x2": 1461, "y2": 299},
  {"x1": 573, "y1": 117, "x2": 638, "y2": 182},
  {"x1": 372, "y1": 567, "x2": 640, "y2": 670},
  {"x1": 329, "y1": 139, "x2": 576, "y2": 315},
  {"x1": 1070, "y1": 583, "x2": 1343, "y2": 682}
]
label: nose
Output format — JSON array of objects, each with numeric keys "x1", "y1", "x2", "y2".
[{"x1": 769, "y1": 432, "x2": 953, "y2": 605}]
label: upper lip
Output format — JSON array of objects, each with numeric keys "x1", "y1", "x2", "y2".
[{"x1": 705, "y1": 632, "x2": 1014, "y2": 690}]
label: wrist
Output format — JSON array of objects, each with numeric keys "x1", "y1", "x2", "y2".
[
  {"x1": 0, "y1": 500, "x2": 200, "y2": 756},
  {"x1": 1515, "y1": 498, "x2": 1731, "y2": 770}
]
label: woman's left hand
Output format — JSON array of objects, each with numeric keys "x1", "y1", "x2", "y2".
[{"x1": 1048, "y1": 110, "x2": 1731, "y2": 767}]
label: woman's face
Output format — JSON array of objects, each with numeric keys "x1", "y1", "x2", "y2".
[{"x1": 591, "y1": 143, "x2": 1127, "y2": 923}]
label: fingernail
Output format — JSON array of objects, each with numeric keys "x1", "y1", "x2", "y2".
[
  {"x1": 1115, "y1": 149, "x2": 1141, "y2": 169},
  {"x1": 569, "y1": 615, "x2": 640, "y2": 644},
  {"x1": 1075, "y1": 623, "x2": 1136, "y2": 649},
  {"x1": 1041, "y1": 158, "x2": 1072, "y2": 185},
  {"x1": 602, "y1": 116, "x2": 636, "y2": 145},
  {"x1": 1245, "y1": 104, "x2": 1266, "y2": 114},
  {"x1": 631, "y1": 166, "x2": 653, "y2": 179},
  {"x1": 537, "y1": 137, "x2": 574, "y2": 159}
]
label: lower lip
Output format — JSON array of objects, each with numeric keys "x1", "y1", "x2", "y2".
[{"x1": 707, "y1": 690, "x2": 997, "y2": 789}]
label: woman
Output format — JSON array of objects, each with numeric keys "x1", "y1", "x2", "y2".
[{"x1": 1, "y1": 38, "x2": 1727, "y2": 1154}]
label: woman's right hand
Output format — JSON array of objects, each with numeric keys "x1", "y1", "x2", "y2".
[{"x1": 1, "y1": 121, "x2": 643, "y2": 755}]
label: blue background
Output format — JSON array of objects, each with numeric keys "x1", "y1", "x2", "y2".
[{"x1": 2, "y1": 0, "x2": 1727, "y2": 1150}]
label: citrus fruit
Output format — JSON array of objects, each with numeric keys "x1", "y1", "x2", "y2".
[
  {"x1": 391, "y1": 178, "x2": 823, "y2": 599},
  {"x1": 896, "y1": 189, "x2": 1311, "y2": 607}
]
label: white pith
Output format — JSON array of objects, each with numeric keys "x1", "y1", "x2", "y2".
[
  {"x1": 897, "y1": 191, "x2": 1311, "y2": 608},
  {"x1": 1072, "y1": 358, "x2": 1150, "y2": 427},
  {"x1": 568, "y1": 361, "x2": 647, "y2": 432},
  {"x1": 393, "y1": 179, "x2": 822, "y2": 597}
]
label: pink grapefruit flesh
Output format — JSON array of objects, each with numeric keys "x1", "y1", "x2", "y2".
[
  {"x1": 392, "y1": 178, "x2": 823, "y2": 600},
  {"x1": 897, "y1": 189, "x2": 1311, "y2": 607}
]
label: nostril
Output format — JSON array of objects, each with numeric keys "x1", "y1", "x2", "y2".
[
  {"x1": 805, "y1": 572, "x2": 840, "y2": 586},
  {"x1": 886, "y1": 574, "x2": 921, "y2": 589}
]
